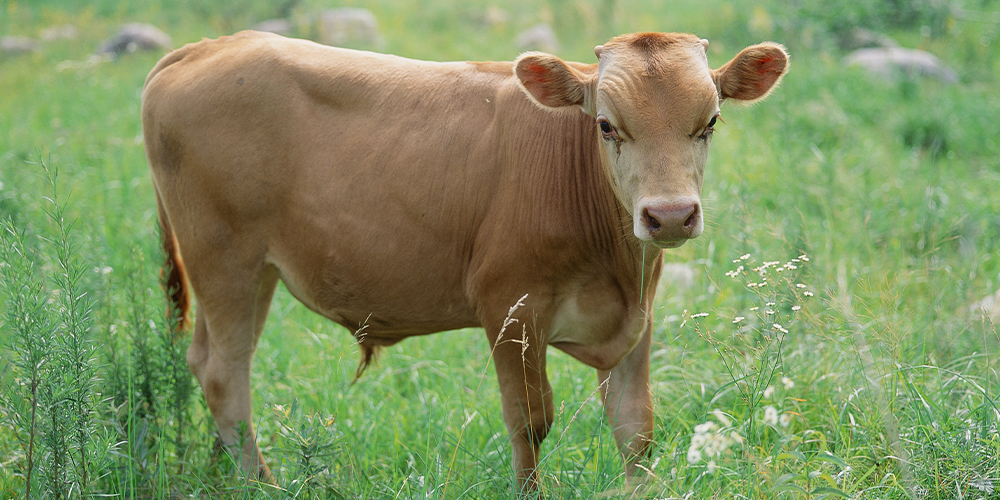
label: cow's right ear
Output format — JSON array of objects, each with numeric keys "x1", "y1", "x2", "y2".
[{"x1": 515, "y1": 52, "x2": 595, "y2": 111}]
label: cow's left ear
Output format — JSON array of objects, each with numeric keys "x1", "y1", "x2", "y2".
[
  {"x1": 515, "y1": 52, "x2": 595, "y2": 111},
  {"x1": 712, "y1": 42, "x2": 788, "y2": 104}
]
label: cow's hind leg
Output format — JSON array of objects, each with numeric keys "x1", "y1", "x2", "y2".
[
  {"x1": 486, "y1": 317, "x2": 554, "y2": 492},
  {"x1": 186, "y1": 261, "x2": 280, "y2": 481}
]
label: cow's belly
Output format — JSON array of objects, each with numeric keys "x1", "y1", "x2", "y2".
[
  {"x1": 267, "y1": 226, "x2": 481, "y2": 338},
  {"x1": 547, "y1": 276, "x2": 648, "y2": 370}
]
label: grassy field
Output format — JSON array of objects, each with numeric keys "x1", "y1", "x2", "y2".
[{"x1": 2, "y1": 0, "x2": 999, "y2": 498}]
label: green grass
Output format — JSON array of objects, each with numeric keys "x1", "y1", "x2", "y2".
[{"x1": 2, "y1": 0, "x2": 1000, "y2": 498}]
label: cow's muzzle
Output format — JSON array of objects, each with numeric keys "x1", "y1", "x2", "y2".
[{"x1": 634, "y1": 197, "x2": 703, "y2": 247}]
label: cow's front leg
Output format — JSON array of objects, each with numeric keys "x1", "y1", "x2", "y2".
[
  {"x1": 487, "y1": 321, "x2": 554, "y2": 492},
  {"x1": 597, "y1": 320, "x2": 654, "y2": 485}
]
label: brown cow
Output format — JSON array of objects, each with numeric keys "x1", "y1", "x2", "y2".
[{"x1": 142, "y1": 30, "x2": 787, "y2": 490}]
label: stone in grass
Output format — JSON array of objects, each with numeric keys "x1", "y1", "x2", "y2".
[
  {"x1": 253, "y1": 18, "x2": 294, "y2": 36},
  {"x1": 843, "y1": 47, "x2": 958, "y2": 84},
  {"x1": 515, "y1": 24, "x2": 559, "y2": 54},
  {"x1": 318, "y1": 8, "x2": 383, "y2": 49},
  {"x1": 968, "y1": 288, "x2": 1000, "y2": 323},
  {"x1": 835, "y1": 27, "x2": 899, "y2": 52},
  {"x1": 656, "y1": 262, "x2": 696, "y2": 301},
  {"x1": 40, "y1": 24, "x2": 79, "y2": 42},
  {"x1": 98, "y1": 23, "x2": 172, "y2": 58},
  {"x1": 1, "y1": 35, "x2": 40, "y2": 57}
]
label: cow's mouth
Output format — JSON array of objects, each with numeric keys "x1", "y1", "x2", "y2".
[{"x1": 650, "y1": 239, "x2": 688, "y2": 249}]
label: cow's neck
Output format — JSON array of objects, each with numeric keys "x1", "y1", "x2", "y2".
[{"x1": 546, "y1": 107, "x2": 660, "y2": 307}]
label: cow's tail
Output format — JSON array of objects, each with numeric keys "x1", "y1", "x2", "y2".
[{"x1": 157, "y1": 191, "x2": 190, "y2": 334}]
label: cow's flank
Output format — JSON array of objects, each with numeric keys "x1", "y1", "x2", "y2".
[{"x1": 142, "y1": 30, "x2": 787, "y2": 491}]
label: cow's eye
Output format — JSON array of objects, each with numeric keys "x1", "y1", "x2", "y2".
[
  {"x1": 597, "y1": 116, "x2": 618, "y2": 141},
  {"x1": 699, "y1": 114, "x2": 720, "y2": 140}
]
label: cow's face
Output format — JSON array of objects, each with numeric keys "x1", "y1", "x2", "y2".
[{"x1": 516, "y1": 33, "x2": 788, "y2": 248}]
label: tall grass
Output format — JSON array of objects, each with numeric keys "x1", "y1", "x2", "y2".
[{"x1": 1, "y1": 0, "x2": 999, "y2": 498}]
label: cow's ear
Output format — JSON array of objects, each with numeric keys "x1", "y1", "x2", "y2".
[
  {"x1": 712, "y1": 42, "x2": 788, "y2": 104},
  {"x1": 515, "y1": 52, "x2": 595, "y2": 110}
]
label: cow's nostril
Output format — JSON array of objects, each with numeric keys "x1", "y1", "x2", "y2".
[
  {"x1": 644, "y1": 209, "x2": 662, "y2": 233},
  {"x1": 683, "y1": 207, "x2": 698, "y2": 229}
]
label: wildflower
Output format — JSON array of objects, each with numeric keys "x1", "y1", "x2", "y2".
[
  {"x1": 733, "y1": 316, "x2": 744, "y2": 324},
  {"x1": 749, "y1": 306, "x2": 759, "y2": 311},
  {"x1": 791, "y1": 305, "x2": 801, "y2": 311},
  {"x1": 835, "y1": 466, "x2": 853, "y2": 485},
  {"x1": 694, "y1": 421, "x2": 717, "y2": 434},
  {"x1": 772, "y1": 323, "x2": 787, "y2": 333},
  {"x1": 766, "y1": 302, "x2": 776, "y2": 307},
  {"x1": 779, "y1": 412, "x2": 793, "y2": 427},
  {"x1": 730, "y1": 432, "x2": 743, "y2": 445},
  {"x1": 688, "y1": 415, "x2": 741, "y2": 465},
  {"x1": 712, "y1": 410, "x2": 731, "y2": 427},
  {"x1": 781, "y1": 376, "x2": 795, "y2": 389},
  {"x1": 765, "y1": 310, "x2": 775, "y2": 315},
  {"x1": 971, "y1": 477, "x2": 994, "y2": 494},
  {"x1": 798, "y1": 254, "x2": 809, "y2": 261},
  {"x1": 803, "y1": 291, "x2": 814, "y2": 297},
  {"x1": 740, "y1": 253, "x2": 750, "y2": 261},
  {"x1": 763, "y1": 405, "x2": 779, "y2": 426},
  {"x1": 796, "y1": 283, "x2": 806, "y2": 288},
  {"x1": 763, "y1": 386, "x2": 775, "y2": 398},
  {"x1": 691, "y1": 312, "x2": 709, "y2": 318}
]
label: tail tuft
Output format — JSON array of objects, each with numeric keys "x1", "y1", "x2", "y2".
[
  {"x1": 158, "y1": 195, "x2": 190, "y2": 334},
  {"x1": 352, "y1": 343, "x2": 381, "y2": 384}
]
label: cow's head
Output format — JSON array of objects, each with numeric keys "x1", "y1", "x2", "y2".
[{"x1": 515, "y1": 33, "x2": 788, "y2": 248}]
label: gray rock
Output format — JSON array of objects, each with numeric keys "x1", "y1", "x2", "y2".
[
  {"x1": 661, "y1": 262, "x2": 695, "y2": 291},
  {"x1": 318, "y1": 8, "x2": 382, "y2": 48},
  {"x1": 836, "y1": 27, "x2": 898, "y2": 51},
  {"x1": 968, "y1": 288, "x2": 1000, "y2": 323},
  {"x1": 1, "y1": 35, "x2": 40, "y2": 56},
  {"x1": 516, "y1": 24, "x2": 559, "y2": 54},
  {"x1": 253, "y1": 18, "x2": 293, "y2": 36},
  {"x1": 98, "y1": 23, "x2": 172, "y2": 57},
  {"x1": 473, "y1": 6, "x2": 509, "y2": 29},
  {"x1": 843, "y1": 47, "x2": 958, "y2": 84},
  {"x1": 40, "y1": 24, "x2": 78, "y2": 42}
]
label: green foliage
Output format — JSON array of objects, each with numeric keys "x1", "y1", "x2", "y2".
[{"x1": 0, "y1": 161, "x2": 104, "y2": 498}]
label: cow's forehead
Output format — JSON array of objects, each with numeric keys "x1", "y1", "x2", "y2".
[
  {"x1": 600, "y1": 32, "x2": 708, "y2": 72},
  {"x1": 596, "y1": 33, "x2": 717, "y2": 123}
]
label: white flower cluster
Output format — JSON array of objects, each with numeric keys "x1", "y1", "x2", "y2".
[
  {"x1": 760, "y1": 376, "x2": 796, "y2": 428},
  {"x1": 762, "y1": 405, "x2": 793, "y2": 428},
  {"x1": 687, "y1": 410, "x2": 743, "y2": 473}
]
